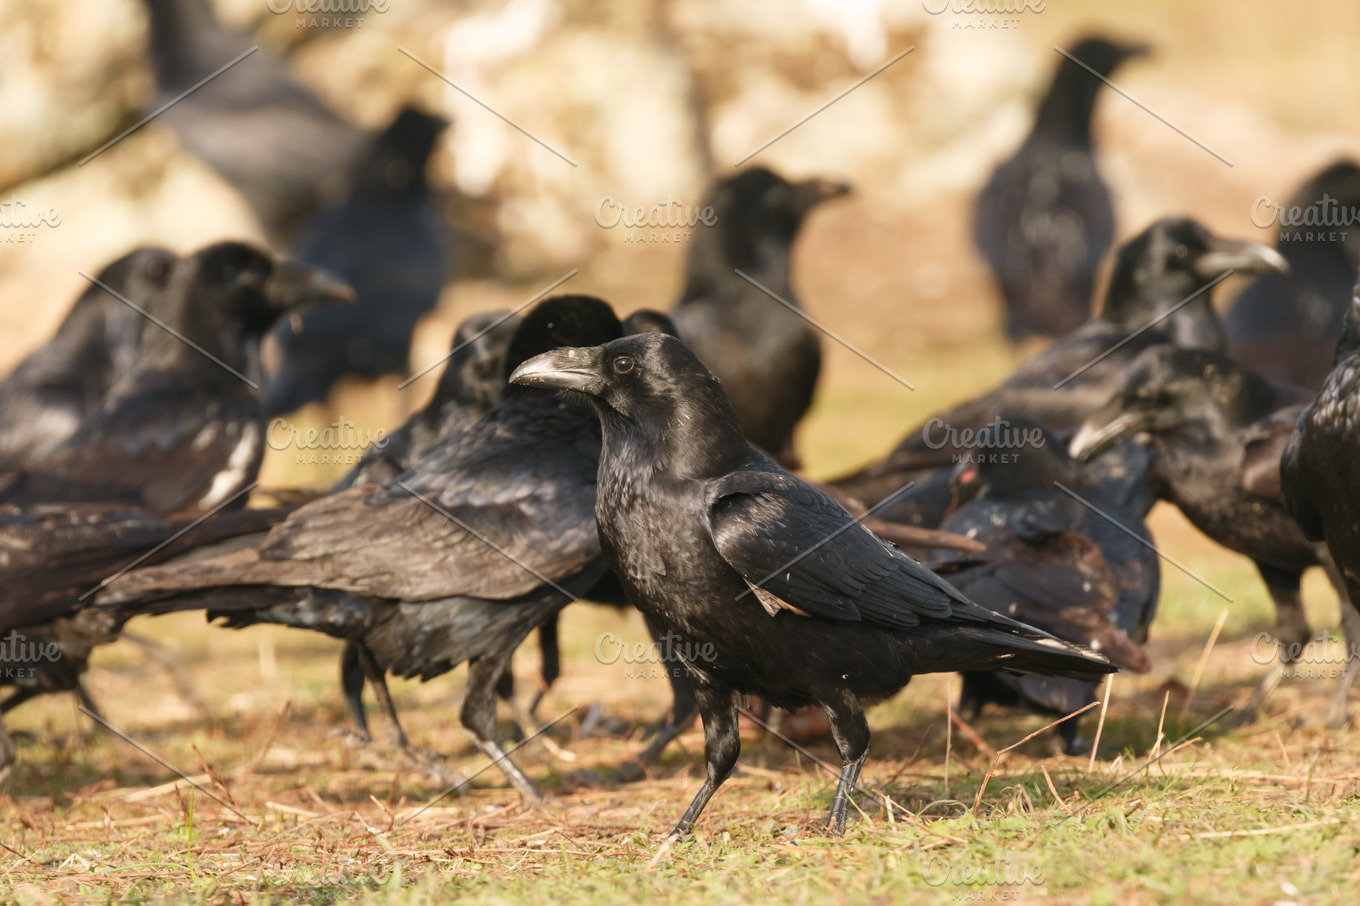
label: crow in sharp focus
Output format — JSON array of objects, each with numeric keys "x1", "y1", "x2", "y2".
[
  {"x1": 336, "y1": 309, "x2": 521, "y2": 491},
  {"x1": 139, "y1": 0, "x2": 367, "y2": 243},
  {"x1": 1073, "y1": 345, "x2": 1360, "y2": 725},
  {"x1": 100, "y1": 296, "x2": 625, "y2": 799},
  {"x1": 0, "y1": 242, "x2": 352, "y2": 515},
  {"x1": 975, "y1": 36, "x2": 1149, "y2": 341},
  {"x1": 1282, "y1": 286, "x2": 1360, "y2": 722},
  {"x1": 671, "y1": 167, "x2": 850, "y2": 467},
  {"x1": 836, "y1": 217, "x2": 1287, "y2": 515},
  {"x1": 0, "y1": 501, "x2": 295, "y2": 776},
  {"x1": 1227, "y1": 160, "x2": 1360, "y2": 389},
  {"x1": 266, "y1": 108, "x2": 452, "y2": 415},
  {"x1": 510, "y1": 331, "x2": 1113, "y2": 837},
  {"x1": 931, "y1": 415, "x2": 1157, "y2": 754},
  {"x1": 0, "y1": 248, "x2": 177, "y2": 471}
]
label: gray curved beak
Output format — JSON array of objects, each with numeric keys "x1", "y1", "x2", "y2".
[
  {"x1": 1069, "y1": 412, "x2": 1146, "y2": 461},
  {"x1": 1194, "y1": 239, "x2": 1289, "y2": 279},
  {"x1": 266, "y1": 261, "x2": 355, "y2": 310},
  {"x1": 509, "y1": 346, "x2": 605, "y2": 395}
]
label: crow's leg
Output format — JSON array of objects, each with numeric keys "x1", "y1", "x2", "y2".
[
  {"x1": 463, "y1": 653, "x2": 544, "y2": 804},
  {"x1": 74, "y1": 682, "x2": 104, "y2": 723},
  {"x1": 0, "y1": 688, "x2": 37, "y2": 716},
  {"x1": 339, "y1": 642, "x2": 371, "y2": 741},
  {"x1": 822, "y1": 689, "x2": 871, "y2": 836},
  {"x1": 0, "y1": 716, "x2": 13, "y2": 782},
  {"x1": 636, "y1": 617, "x2": 699, "y2": 757},
  {"x1": 669, "y1": 681, "x2": 740, "y2": 840},
  {"x1": 1317, "y1": 554, "x2": 1360, "y2": 727},
  {"x1": 529, "y1": 616, "x2": 561, "y2": 720},
  {"x1": 1241, "y1": 565, "x2": 1308, "y2": 721}
]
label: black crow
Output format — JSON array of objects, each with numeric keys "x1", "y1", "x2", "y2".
[
  {"x1": 0, "y1": 501, "x2": 294, "y2": 777},
  {"x1": 510, "y1": 332, "x2": 1113, "y2": 837},
  {"x1": 336, "y1": 309, "x2": 521, "y2": 490},
  {"x1": 266, "y1": 108, "x2": 452, "y2": 415},
  {"x1": 1227, "y1": 160, "x2": 1360, "y2": 389},
  {"x1": 837, "y1": 218, "x2": 1288, "y2": 514},
  {"x1": 1282, "y1": 287, "x2": 1360, "y2": 721},
  {"x1": 671, "y1": 167, "x2": 850, "y2": 467},
  {"x1": 975, "y1": 36, "x2": 1148, "y2": 341},
  {"x1": 100, "y1": 296, "x2": 625, "y2": 799},
  {"x1": 139, "y1": 0, "x2": 366, "y2": 243},
  {"x1": 0, "y1": 248, "x2": 176, "y2": 471},
  {"x1": 1073, "y1": 345, "x2": 1360, "y2": 725},
  {"x1": 931, "y1": 415, "x2": 1157, "y2": 753},
  {"x1": 0, "y1": 242, "x2": 352, "y2": 515}
]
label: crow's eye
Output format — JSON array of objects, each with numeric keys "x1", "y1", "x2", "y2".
[
  {"x1": 612, "y1": 356, "x2": 636, "y2": 375},
  {"x1": 1174, "y1": 244, "x2": 1188, "y2": 258}
]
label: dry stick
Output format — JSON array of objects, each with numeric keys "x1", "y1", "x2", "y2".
[
  {"x1": 1179, "y1": 607, "x2": 1229, "y2": 727},
  {"x1": 244, "y1": 700, "x2": 292, "y2": 773},
  {"x1": 1039, "y1": 765, "x2": 1071, "y2": 814},
  {"x1": 943, "y1": 679, "x2": 952, "y2": 801},
  {"x1": 0, "y1": 839, "x2": 44, "y2": 870},
  {"x1": 191, "y1": 742, "x2": 240, "y2": 812},
  {"x1": 1089, "y1": 676, "x2": 1114, "y2": 772},
  {"x1": 971, "y1": 701, "x2": 1099, "y2": 816},
  {"x1": 949, "y1": 708, "x2": 998, "y2": 760},
  {"x1": 1153, "y1": 691, "x2": 1170, "y2": 761}
]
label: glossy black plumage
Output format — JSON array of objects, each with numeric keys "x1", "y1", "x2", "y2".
[
  {"x1": 0, "y1": 242, "x2": 351, "y2": 515},
  {"x1": 266, "y1": 108, "x2": 452, "y2": 415},
  {"x1": 100, "y1": 296, "x2": 625, "y2": 798},
  {"x1": 1075, "y1": 345, "x2": 1360, "y2": 724},
  {"x1": 510, "y1": 332, "x2": 1113, "y2": 836},
  {"x1": 671, "y1": 167, "x2": 849, "y2": 466},
  {"x1": 1227, "y1": 160, "x2": 1360, "y2": 389},
  {"x1": 140, "y1": 0, "x2": 366, "y2": 243},
  {"x1": 930, "y1": 415, "x2": 1157, "y2": 753},
  {"x1": 1282, "y1": 290, "x2": 1360, "y2": 721},
  {"x1": 974, "y1": 37, "x2": 1148, "y2": 341},
  {"x1": 0, "y1": 248, "x2": 176, "y2": 471},
  {"x1": 837, "y1": 218, "x2": 1288, "y2": 514}
]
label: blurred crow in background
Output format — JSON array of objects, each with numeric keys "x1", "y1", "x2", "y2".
[
  {"x1": 975, "y1": 36, "x2": 1149, "y2": 342},
  {"x1": 0, "y1": 248, "x2": 177, "y2": 471},
  {"x1": 140, "y1": 0, "x2": 367, "y2": 243},
  {"x1": 1227, "y1": 159, "x2": 1360, "y2": 389},
  {"x1": 101, "y1": 296, "x2": 624, "y2": 799},
  {"x1": 837, "y1": 218, "x2": 1287, "y2": 515},
  {"x1": 672, "y1": 167, "x2": 850, "y2": 467},
  {"x1": 931, "y1": 415, "x2": 1157, "y2": 754},
  {"x1": 1073, "y1": 345, "x2": 1360, "y2": 725},
  {"x1": 510, "y1": 331, "x2": 1113, "y2": 836},
  {"x1": 0, "y1": 242, "x2": 352, "y2": 515},
  {"x1": 266, "y1": 108, "x2": 452, "y2": 415}
]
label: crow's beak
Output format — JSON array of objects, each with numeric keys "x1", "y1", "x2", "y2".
[
  {"x1": 795, "y1": 177, "x2": 852, "y2": 212},
  {"x1": 1068, "y1": 411, "x2": 1147, "y2": 461},
  {"x1": 1194, "y1": 238, "x2": 1289, "y2": 279},
  {"x1": 509, "y1": 346, "x2": 606, "y2": 395},
  {"x1": 265, "y1": 261, "x2": 355, "y2": 310}
]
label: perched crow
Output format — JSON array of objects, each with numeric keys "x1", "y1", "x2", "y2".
[
  {"x1": 0, "y1": 501, "x2": 294, "y2": 777},
  {"x1": 0, "y1": 248, "x2": 177, "y2": 470},
  {"x1": 1073, "y1": 345, "x2": 1360, "y2": 725},
  {"x1": 931, "y1": 415, "x2": 1157, "y2": 753},
  {"x1": 100, "y1": 296, "x2": 625, "y2": 799},
  {"x1": 837, "y1": 218, "x2": 1288, "y2": 514},
  {"x1": 510, "y1": 332, "x2": 1113, "y2": 836},
  {"x1": 1227, "y1": 160, "x2": 1360, "y2": 389},
  {"x1": 0, "y1": 242, "x2": 352, "y2": 515},
  {"x1": 975, "y1": 36, "x2": 1148, "y2": 341},
  {"x1": 672, "y1": 167, "x2": 850, "y2": 466},
  {"x1": 336, "y1": 309, "x2": 521, "y2": 490},
  {"x1": 1282, "y1": 287, "x2": 1360, "y2": 722},
  {"x1": 140, "y1": 0, "x2": 367, "y2": 243},
  {"x1": 266, "y1": 108, "x2": 452, "y2": 415}
]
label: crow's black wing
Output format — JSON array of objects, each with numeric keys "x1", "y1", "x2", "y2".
[{"x1": 704, "y1": 468, "x2": 970, "y2": 629}]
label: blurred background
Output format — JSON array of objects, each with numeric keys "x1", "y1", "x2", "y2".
[{"x1": 3, "y1": 0, "x2": 1359, "y2": 735}]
